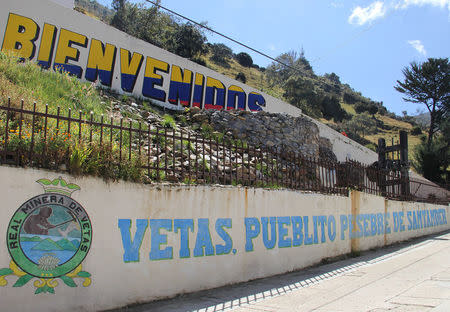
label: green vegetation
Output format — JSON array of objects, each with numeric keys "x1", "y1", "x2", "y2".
[
  {"x1": 75, "y1": 0, "x2": 114, "y2": 22},
  {"x1": 395, "y1": 58, "x2": 449, "y2": 147},
  {"x1": 412, "y1": 135, "x2": 448, "y2": 184},
  {"x1": 161, "y1": 114, "x2": 176, "y2": 129},
  {"x1": 394, "y1": 58, "x2": 449, "y2": 185},
  {"x1": 235, "y1": 72, "x2": 246, "y2": 84},
  {"x1": 10, "y1": 1, "x2": 446, "y2": 184},
  {"x1": 0, "y1": 51, "x2": 106, "y2": 115},
  {"x1": 74, "y1": 1, "x2": 420, "y2": 151},
  {"x1": 0, "y1": 52, "x2": 145, "y2": 183},
  {"x1": 235, "y1": 52, "x2": 253, "y2": 68},
  {"x1": 210, "y1": 43, "x2": 234, "y2": 68}
]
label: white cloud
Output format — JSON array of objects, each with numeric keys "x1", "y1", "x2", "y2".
[
  {"x1": 348, "y1": 0, "x2": 450, "y2": 26},
  {"x1": 348, "y1": 1, "x2": 387, "y2": 25},
  {"x1": 408, "y1": 40, "x2": 427, "y2": 55},
  {"x1": 269, "y1": 44, "x2": 276, "y2": 51},
  {"x1": 331, "y1": 1, "x2": 344, "y2": 8},
  {"x1": 395, "y1": 0, "x2": 450, "y2": 10}
]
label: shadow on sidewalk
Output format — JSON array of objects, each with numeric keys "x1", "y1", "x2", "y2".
[{"x1": 103, "y1": 230, "x2": 450, "y2": 312}]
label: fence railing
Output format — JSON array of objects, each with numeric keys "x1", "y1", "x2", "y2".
[{"x1": 1, "y1": 101, "x2": 448, "y2": 205}]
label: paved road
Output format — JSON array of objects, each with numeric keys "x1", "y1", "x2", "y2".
[{"x1": 109, "y1": 231, "x2": 450, "y2": 312}]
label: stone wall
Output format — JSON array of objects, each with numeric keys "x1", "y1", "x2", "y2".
[{"x1": 185, "y1": 108, "x2": 336, "y2": 160}]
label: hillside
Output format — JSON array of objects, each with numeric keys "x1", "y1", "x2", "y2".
[
  {"x1": 1, "y1": 49, "x2": 447, "y2": 202},
  {"x1": 74, "y1": 0, "x2": 424, "y2": 161},
  {"x1": 0, "y1": 51, "x2": 343, "y2": 191}
]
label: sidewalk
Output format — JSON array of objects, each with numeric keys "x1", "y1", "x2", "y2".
[{"x1": 107, "y1": 231, "x2": 450, "y2": 312}]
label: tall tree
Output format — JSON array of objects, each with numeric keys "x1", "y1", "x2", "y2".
[{"x1": 395, "y1": 58, "x2": 449, "y2": 147}]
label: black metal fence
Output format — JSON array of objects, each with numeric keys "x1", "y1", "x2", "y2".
[{"x1": 1, "y1": 100, "x2": 448, "y2": 205}]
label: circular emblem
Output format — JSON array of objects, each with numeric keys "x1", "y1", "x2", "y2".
[{"x1": 6, "y1": 193, "x2": 92, "y2": 278}]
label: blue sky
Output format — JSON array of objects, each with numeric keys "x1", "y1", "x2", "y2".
[{"x1": 97, "y1": 0, "x2": 449, "y2": 115}]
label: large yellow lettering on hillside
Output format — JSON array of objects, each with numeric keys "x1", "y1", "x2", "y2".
[
  {"x1": 205, "y1": 76, "x2": 226, "y2": 109},
  {"x1": 85, "y1": 38, "x2": 117, "y2": 86},
  {"x1": 1, "y1": 13, "x2": 39, "y2": 59},
  {"x1": 119, "y1": 48, "x2": 143, "y2": 92},
  {"x1": 170, "y1": 65, "x2": 193, "y2": 84},
  {"x1": 142, "y1": 56, "x2": 169, "y2": 101},
  {"x1": 192, "y1": 73, "x2": 205, "y2": 108},
  {"x1": 54, "y1": 28, "x2": 88, "y2": 78},
  {"x1": 37, "y1": 23, "x2": 57, "y2": 69},
  {"x1": 168, "y1": 65, "x2": 193, "y2": 106}
]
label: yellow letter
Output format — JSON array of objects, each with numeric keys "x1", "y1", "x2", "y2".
[
  {"x1": 205, "y1": 77, "x2": 226, "y2": 109},
  {"x1": 168, "y1": 65, "x2": 193, "y2": 106},
  {"x1": 119, "y1": 48, "x2": 143, "y2": 92},
  {"x1": 54, "y1": 28, "x2": 87, "y2": 78},
  {"x1": 1, "y1": 13, "x2": 39, "y2": 59},
  {"x1": 37, "y1": 23, "x2": 57, "y2": 69},
  {"x1": 142, "y1": 57, "x2": 169, "y2": 101},
  {"x1": 86, "y1": 38, "x2": 117, "y2": 86}
]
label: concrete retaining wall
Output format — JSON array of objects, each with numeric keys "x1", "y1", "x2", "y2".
[{"x1": 0, "y1": 166, "x2": 448, "y2": 311}]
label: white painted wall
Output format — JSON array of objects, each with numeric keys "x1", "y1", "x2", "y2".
[{"x1": 0, "y1": 166, "x2": 448, "y2": 311}]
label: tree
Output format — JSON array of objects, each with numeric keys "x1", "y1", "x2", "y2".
[
  {"x1": 265, "y1": 51, "x2": 299, "y2": 86},
  {"x1": 354, "y1": 102, "x2": 366, "y2": 114},
  {"x1": 173, "y1": 23, "x2": 206, "y2": 59},
  {"x1": 265, "y1": 50, "x2": 315, "y2": 87},
  {"x1": 235, "y1": 52, "x2": 253, "y2": 67},
  {"x1": 111, "y1": 0, "x2": 131, "y2": 32},
  {"x1": 412, "y1": 136, "x2": 448, "y2": 184},
  {"x1": 283, "y1": 76, "x2": 322, "y2": 117},
  {"x1": 111, "y1": 0, "x2": 180, "y2": 51},
  {"x1": 395, "y1": 58, "x2": 450, "y2": 147},
  {"x1": 367, "y1": 103, "x2": 379, "y2": 116},
  {"x1": 320, "y1": 96, "x2": 349, "y2": 122},
  {"x1": 210, "y1": 43, "x2": 233, "y2": 67},
  {"x1": 343, "y1": 92, "x2": 358, "y2": 104},
  {"x1": 324, "y1": 72, "x2": 340, "y2": 84}
]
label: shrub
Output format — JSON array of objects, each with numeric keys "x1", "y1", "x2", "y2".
[
  {"x1": 235, "y1": 72, "x2": 246, "y2": 84},
  {"x1": 412, "y1": 137, "x2": 448, "y2": 184},
  {"x1": 235, "y1": 52, "x2": 253, "y2": 67},
  {"x1": 210, "y1": 43, "x2": 233, "y2": 67},
  {"x1": 411, "y1": 126, "x2": 422, "y2": 135}
]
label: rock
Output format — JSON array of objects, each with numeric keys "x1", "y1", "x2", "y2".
[
  {"x1": 319, "y1": 137, "x2": 337, "y2": 162},
  {"x1": 192, "y1": 113, "x2": 209, "y2": 123},
  {"x1": 147, "y1": 116, "x2": 159, "y2": 123},
  {"x1": 190, "y1": 107, "x2": 201, "y2": 114},
  {"x1": 235, "y1": 166, "x2": 257, "y2": 181}
]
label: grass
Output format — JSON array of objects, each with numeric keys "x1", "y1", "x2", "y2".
[
  {"x1": 161, "y1": 114, "x2": 176, "y2": 129},
  {"x1": 0, "y1": 51, "x2": 108, "y2": 116},
  {"x1": 341, "y1": 102, "x2": 356, "y2": 115},
  {"x1": 0, "y1": 52, "x2": 146, "y2": 182}
]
